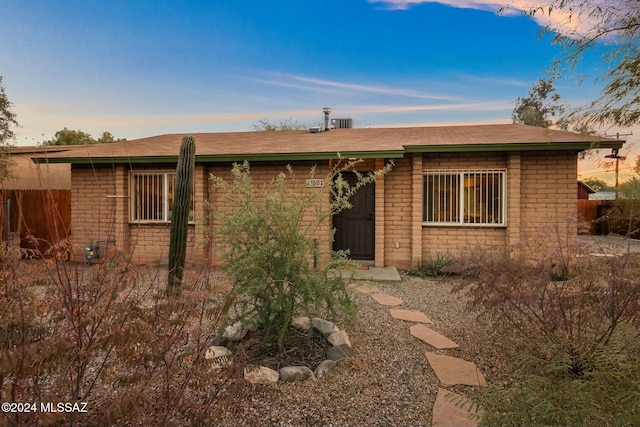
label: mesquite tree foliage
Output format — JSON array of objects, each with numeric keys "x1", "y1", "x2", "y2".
[
  {"x1": 213, "y1": 159, "x2": 392, "y2": 350},
  {"x1": 167, "y1": 136, "x2": 196, "y2": 296}
]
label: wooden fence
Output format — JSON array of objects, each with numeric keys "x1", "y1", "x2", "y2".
[
  {"x1": 0, "y1": 189, "x2": 71, "y2": 255},
  {"x1": 577, "y1": 199, "x2": 613, "y2": 235}
]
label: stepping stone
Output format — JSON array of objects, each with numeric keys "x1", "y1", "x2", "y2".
[
  {"x1": 389, "y1": 309, "x2": 433, "y2": 324},
  {"x1": 425, "y1": 352, "x2": 487, "y2": 387},
  {"x1": 352, "y1": 283, "x2": 381, "y2": 294},
  {"x1": 432, "y1": 388, "x2": 483, "y2": 427},
  {"x1": 410, "y1": 324, "x2": 459, "y2": 349},
  {"x1": 370, "y1": 293, "x2": 403, "y2": 306}
]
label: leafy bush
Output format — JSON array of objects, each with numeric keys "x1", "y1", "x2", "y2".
[
  {"x1": 453, "y1": 236, "x2": 640, "y2": 426},
  {"x1": 212, "y1": 160, "x2": 391, "y2": 350},
  {"x1": 408, "y1": 252, "x2": 454, "y2": 277}
]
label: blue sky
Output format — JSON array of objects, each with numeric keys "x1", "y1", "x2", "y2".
[{"x1": 1, "y1": 0, "x2": 637, "y2": 181}]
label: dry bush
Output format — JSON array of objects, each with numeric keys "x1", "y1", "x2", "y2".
[
  {"x1": 0, "y1": 243, "x2": 235, "y2": 427},
  {"x1": 453, "y1": 231, "x2": 640, "y2": 426}
]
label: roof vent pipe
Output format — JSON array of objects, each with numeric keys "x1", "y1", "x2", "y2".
[{"x1": 323, "y1": 107, "x2": 331, "y2": 131}]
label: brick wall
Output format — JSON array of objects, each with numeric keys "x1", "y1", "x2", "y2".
[
  {"x1": 420, "y1": 152, "x2": 508, "y2": 259},
  {"x1": 70, "y1": 165, "x2": 117, "y2": 261},
  {"x1": 414, "y1": 150, "x2": 578, "y2": 260},
  {"x1": 71, "y1": 164, "x2": 205, "y2": 265},
  {"x1": 383, "y1": 156, "x2": 413, "y2": 269},
  {"x1": 519, "y1": 150, "x2": 578, "y2": 250},
  {"x1": 207, "y1": 161, "x2": 333, "y2": 267},
  {"x1": 69, "y1": 150, "x2": 579, "y2": 268}
]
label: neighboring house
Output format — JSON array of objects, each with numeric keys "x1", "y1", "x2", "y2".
[
  {"x1": 577, "y1": 182, "x2": 606, "y2": 235},
  {"x1": 2, "y1": 146, "x2": 72, "y2": 190},
  {"x1": 33, "y1": 123, "x2": 623, "y2": 269},
  {"x1": 589, "y1": 191, "x2": 616, "y2": 201},
  {"x1": 578, "y1": 181, "x2": 596, "y2": 200}
]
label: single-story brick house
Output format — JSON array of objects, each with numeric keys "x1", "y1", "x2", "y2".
[{"x1": 33, "y1": 124, "x2": 622, "y2": 269}]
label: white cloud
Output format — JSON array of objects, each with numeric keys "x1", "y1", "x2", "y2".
[
  {"x1": 368, "y1": 0, "x2": 591, "y2": 36},
  {"x1": 251, "y1": 72, "x2": 462, "y2": 101}
]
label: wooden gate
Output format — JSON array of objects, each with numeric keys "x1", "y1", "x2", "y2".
[{"x1": 0, "y1": 189, "x2": 71, "y2": 255}]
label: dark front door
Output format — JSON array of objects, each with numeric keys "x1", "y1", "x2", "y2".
[{"x1": 333, "y1": 173, "x2": 375, "y2": 260}]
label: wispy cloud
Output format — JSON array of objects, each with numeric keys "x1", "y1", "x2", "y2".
[
  {"x1": 368, "y1": 0, "x2": 588, "y2": 36},
  {"x1": 345, "y1": 100, "x2": 511, "y2": 113},
  {"x1": 250, "y1": 72, "x2": 462, "y2": 101}
]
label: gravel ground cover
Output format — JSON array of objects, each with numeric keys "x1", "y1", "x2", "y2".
[{"x1": 211, "y1": 272, "x2": 511, "y2": 426}]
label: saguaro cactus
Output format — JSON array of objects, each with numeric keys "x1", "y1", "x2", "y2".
[{"x1": 167, "y1": 135, "x2": 196, "y2": 296}]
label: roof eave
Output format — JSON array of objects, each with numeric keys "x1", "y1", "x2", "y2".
[
  {"x1": 33, "y1": 150, "x2": 406, "y2": 165},
  {"x1": 404, "y1": 141, "x2": 624, "y2": 153}
]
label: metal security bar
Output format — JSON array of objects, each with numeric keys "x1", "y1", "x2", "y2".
[
  {"x1": 130, "y1": 172, "x2": 167, "y2": 222},
  {"x1": 130, "y1": 172, "x2": 195, "y2": 223},
  {"x1": 423, "y1": 170, "x2": 505, "y2": 225},
  {"x1": 423, "y1": 173, "x2": 460, "y2": 223}
]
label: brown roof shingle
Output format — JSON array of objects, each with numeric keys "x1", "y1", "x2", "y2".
[{"x1": 33, "y1": 124, "x2": 623, "y2": 164}]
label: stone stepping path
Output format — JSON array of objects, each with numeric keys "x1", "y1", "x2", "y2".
[
  {"x1": 370, "y1": 293, "x2": 403, "y2": 306},
  {"x1": 389, "y1": 309, "x2": 433, "y2": 324},
  {"x1": 364, "y1": 285, "x2": 484, "y2": 426},
  {"x1": 432, "y1": 388, "x2": 483, "y2": 427},
  {"x1": 410, "y1": 324, "x2": 459, "y2": 349},
  {"x1": 425, "y1": 352, "x2": 487, "y2": 387},
  {"x1": 352, "y1": 283, "x2": 381, "y2": 294}
]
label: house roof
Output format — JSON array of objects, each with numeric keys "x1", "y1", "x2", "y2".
[
  {"x1": 32, "y1": 124, "x2": 624, "y2": 165},
  {"x1": 578, "y1": 180, "x2": 597, "y2": 194}
]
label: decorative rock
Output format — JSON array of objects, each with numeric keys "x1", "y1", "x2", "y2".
[
  {"x1": 370, "y1": 293, "x2": 403, "y2": 306},
  {"x1": 315, "y1": 360, "x2": 337, "y2": 379},
  {"x1": 327, "y1": 330, "x2": 352, "y2": 348},
  {"x1": 223, "y1": 321, "x2": 249, "y2": 341},
  {"x1": 326, "y1": 344, "x2": 353, "y2": 361},
  {"x1": 279, "y1": 366, "x2": 315, "y2": 382},
  {"x1": 205, "y1": 345, "x2": 232, "y2": 360},
  {"x1": 432, "y1": 388, "x2": 483, "y2": 427},
  {"x1": 291, "y1": 316, "x2": 311, "y2": 331},
  {"x1": 389, "y1": 309, "x2": 433, "y2": 324},
  {"x1": 312, "y1": 318, "x2": 339, "y2": 336},
  {"x1": 244, "y1": 365, "x2": 279, "y2": 385},
  {"x1": 410, "y1": 324, "x2": 459, "y2": 349}
]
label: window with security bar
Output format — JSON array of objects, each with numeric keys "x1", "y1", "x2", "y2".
[
  {"x1": 130, "y1": 171, "x2": 195, "y2": 223},
  {"x1": 423, "y1": 170, "x2": 505, "y2": 225}
]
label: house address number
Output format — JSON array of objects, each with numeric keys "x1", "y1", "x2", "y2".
[{"x1": 305, "y1": 179, "x2": 324, "y2": 188}]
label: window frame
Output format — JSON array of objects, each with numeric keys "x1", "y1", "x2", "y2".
[
  {"x1": 422, "y1": 169, "x2": 506, "y2": 227},
  {"x1": 129, "y1": 170, "x2": 195, "y2": 224}
]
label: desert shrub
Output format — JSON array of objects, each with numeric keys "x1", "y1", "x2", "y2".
[
  {"x1": 212, "y1": 160, "x2": 391, "y2": 350},
  {"x1": 605, "y1": 199, "x2": 640, "y2": 239},
  {"x1": 454, "y1": 237, "x2": 640, "y2": 426},
  {"x1": 0, "y1": 244, "x2": 233, "y2": 427},
  {"x1": 408, "y1": 252, "x2": 454, "y2": 278}
]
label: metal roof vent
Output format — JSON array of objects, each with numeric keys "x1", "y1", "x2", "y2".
[
  {"x1": 309, "y1": 126, "x2": 322, "y2": 133},
  {"x1": 323, "y1": 107, "x2": 331, "y2": 131},
  {"x1": 331, "y1": 118, "x2": 353, "y2": 129}
]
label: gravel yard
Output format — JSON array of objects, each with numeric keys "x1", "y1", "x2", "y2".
[{"x1": 211, "y1": 272, "x2": 510, "y2": 427}]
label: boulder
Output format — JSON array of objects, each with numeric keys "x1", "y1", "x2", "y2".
[
  {"x1": 223, "y1": 321, "x2": 249, "y2": 341},
  {"x1": 326, "y1": 344, "x2": 353, "y2": 362},
  {"x1": 279, "y1": 366, "x2": 315, "y2": 382},
  {"x1": 327, "y1": 330, "x2": 351, "y2": 348},
  {"x1": 291, "y1": 316, "x2": 311, "y2": 331},
  {"x1": 205, "y1": 346, "x2": 233, "y2": 369},
  {"x1": 244, "y1": 365, "x2": 279, "y2": 385},
  {"x1": 315, "y1": 360, "x2": 337, "y2": 379},
  {"x1": 205, "y1": 345, "x2": 232, "y2": 360},
  {"x1": 312, "y1": 318, "x2": 339, "y2": 336}
]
